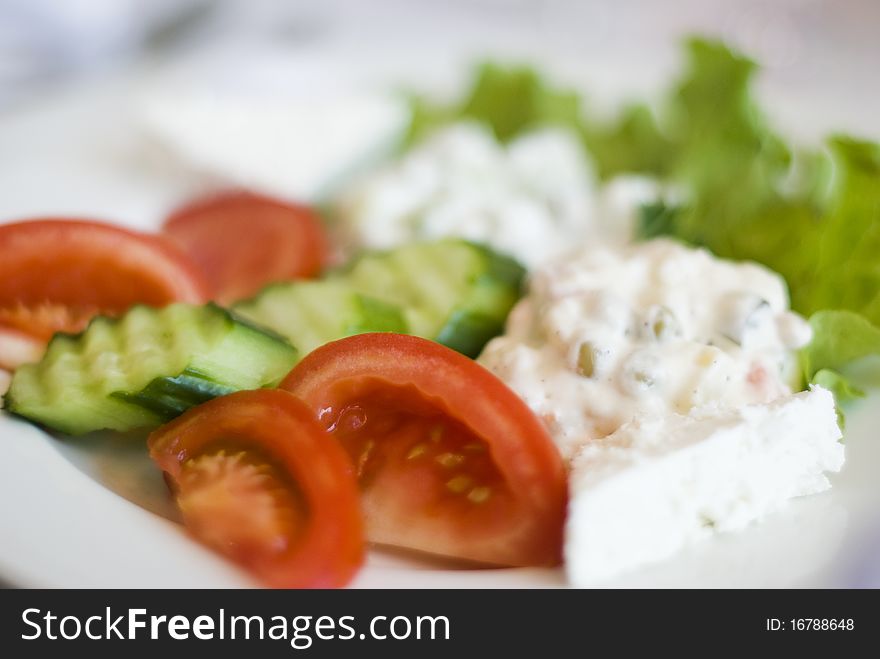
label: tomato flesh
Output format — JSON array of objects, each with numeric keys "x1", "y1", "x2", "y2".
[
  {"x1": 0, "y1": 219, "x2": 209, "y2": 366},
  {"x1": 331, "y1": 389, "x2": 515, "y2": 556},
  {"x1": 149, "y1": 389, "x2": 364, "y2": 588},
  {"x1": 174, "y1": 447, "x2": 306, "y2": 565},
  {"x1": 162, "y1": 190, "x2": 328, "y2": 303},
  {"x1": 282, "y1": 333, "x2": 568, "y2": 567}
]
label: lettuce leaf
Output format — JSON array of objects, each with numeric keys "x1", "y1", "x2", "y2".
[
  {"x1": 802, "y1": 310, "x2": 880, "y2": 383},
  {"x1": 582, "y1": 103, "x2": 674, "y2": 179},
  {"x1": 801, "y1": 310, "x2": 880, "y2": 408},
  {"x1": 623, "y1": 38, "x2": 790, "y2": 239},
  {"x1": 638, "y1": 200, "x2": 682, "y2": 239},
  {"x1": 676, "y1": 136, "x2": 880, "y2": 325},
  {"x1": 662, "y1": 39, "x2": 792, "y2": 244},
  {"x1": 404, "y1": 62, "x2": 584, "y2": 147},
  {"x1": 807, "y1": 138, "x2": 880, "y2": 318},
  {"x1": 811, "y1": 369, "x2": 864, "y2": 406}
]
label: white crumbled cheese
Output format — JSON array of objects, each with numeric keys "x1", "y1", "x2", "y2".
[
  {"x1": 564, "y1": 386, "x2": 844, "y2": 586},
  {"x1": 334, "y1": 122, "x2": 597, "y2": 267},
  {"x1": 478, "y1": 238, "x2": 813, "y2": 461}
]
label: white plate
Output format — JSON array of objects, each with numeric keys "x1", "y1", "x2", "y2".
[{"x1": 1, "y1": 38, "x2": 879, "y2": 589}]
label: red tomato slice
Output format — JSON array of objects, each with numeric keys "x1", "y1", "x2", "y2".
[
  {"x1": 148, "y1": 389, "x2": 364, "y2": 589},
  {"x1": 281, "y1": 333, "x2": 568, "y2": 567},
  {"x1": 162, "y1": 190, "x2": 328, "y2": 303},
  {"x1": 0, "y1": 219, "x2": 209, "y2": 368}
]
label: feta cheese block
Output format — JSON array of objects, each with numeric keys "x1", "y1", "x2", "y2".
[
  {"x1": 479, "y1": 238, "x2": 813, "y2": 461},
  {"x1": 140, "y1": 88, "x2": 408, "y2": 201},
  {"x1": 564, "y1": 386, "x2": 844, "y2": 587}
]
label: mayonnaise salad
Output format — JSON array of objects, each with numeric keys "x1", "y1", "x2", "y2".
[
  {"x1": 478, "y1": 238, "x2": 813, "y2": 460},
  {"x1": 334, "y1": 122, "x2": 658, "y2": 266}
]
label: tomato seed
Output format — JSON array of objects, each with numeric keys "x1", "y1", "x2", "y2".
[
  {"x1": 467, "y1": 486, "x2": 491, "y2": 504},
  {"x1": 356, "y1": 440, "x2": 375, "y2": 477},
  {"x1": 436, "y1": 452, "x2": 465, "y2": 468},
  {"x1": 446, "y1": 475, "x2": 473, "y2": 493}
]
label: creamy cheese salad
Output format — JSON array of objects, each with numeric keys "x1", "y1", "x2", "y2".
[
  {"x1": 335, "y1": 122, "x2": 659, "y2": 267},
  {"x1": 478, "y1": 238, "x2": 813, "y2": 461}
]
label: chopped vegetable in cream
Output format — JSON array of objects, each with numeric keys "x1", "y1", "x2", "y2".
[{"x1": 479, "y1": 239, "x2": 813, "y2": 461}]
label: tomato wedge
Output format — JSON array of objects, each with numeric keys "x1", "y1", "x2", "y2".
[
  {"x1": 281, "y1": 333, "x2": 567, "y2": 567},
  {"x1": 0, "y1": 219, "x2": 209, "y2": 368},
  {"x1": 162, "y1": 190, "x2": 328, "y2": 303},
  {"x1": 148, "y1": 389, "x2": 364, "y2": 589}
]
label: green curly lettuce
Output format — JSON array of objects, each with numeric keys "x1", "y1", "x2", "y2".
[
  {"x1": 801, "y1": 310, "x2": 880, "y2": 410},
  {"x1": 582, "y1": 103, "x2": 673, "y2": 179},
  {"x1": 404, "y1": 62, "x2": 583, "y2": 147}
]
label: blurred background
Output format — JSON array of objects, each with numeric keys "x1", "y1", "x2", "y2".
[
  {"x1": 2, "y1": 0, "x2": 879, "y2": 122},
  {"x1": 0, "y1": 0, "x2": 878, "y2": 225}
]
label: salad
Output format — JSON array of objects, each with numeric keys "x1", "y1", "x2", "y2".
[{"x1": 0, "y1": 37, "x2": 877, "y2": 588}]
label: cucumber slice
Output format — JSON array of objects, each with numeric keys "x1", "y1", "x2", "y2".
[
  {"x1": 344, "y1": 240, "x2": 525, "y2": 357},
  {"x1": 4, "y1": 303, "x2": 297, "y2": 435},
  {"x1": 233, "y1": 280, "x2": 407, "y2": 357}
]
